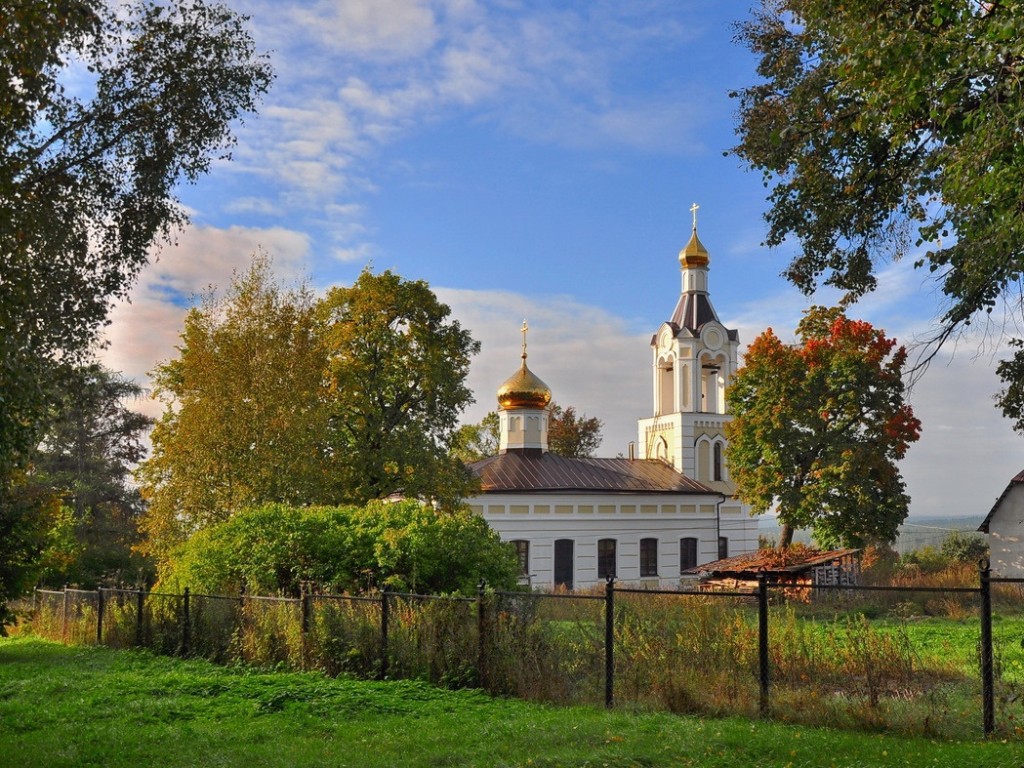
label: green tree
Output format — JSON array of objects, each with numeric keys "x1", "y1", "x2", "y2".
[
  {"x1": 725, "y1": 307, "x2": 921, "y2": 549},
  {"x1": 31, "y1": 365, "x2": 153, "y2": 586},
  {"x1": 940, "y1": 530, "x2": 989, "y2": 565},
  {"x1": 548, "y1": 402, "x2": 603, "y2": 458},
  {"x1": 732, "y1": 1, "x2": 1024, "y2": 399},
  {"x1": 995, "y1": 339, "x2": 1024, "y2": 434},
  {"x1": 1, "y1": 0, "x2": 271, "y2": 619},
  {"x1": 159, "y1": 501, "x2": 519, "y2": 596},
  {"x1": 451, "y1": 412, "x2": 500, "y2": 463},
  {"x1": 137, "y1": 257, "x2": 330, "y2": 557},
  {"x1": 320, "y1": 269, "x2": 481, "y2": 508},
  {"x1": 0, "y1": 480, "x2": 59, "y2": 629}
]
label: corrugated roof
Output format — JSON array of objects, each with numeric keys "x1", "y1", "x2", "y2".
[
  {"x1": 683, "y1": 548, "x2": 860, "y2": 576},
  {"x1": 979, "y1": 468, "x2": 1024, "y2": 533},
  {"x1": 468, "y1": 451, "x2": 717, "y2": 494}
]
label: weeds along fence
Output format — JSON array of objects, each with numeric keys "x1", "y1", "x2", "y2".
[{"x1": 26, "y1": 564, "x2": 1024, "y2": 739}]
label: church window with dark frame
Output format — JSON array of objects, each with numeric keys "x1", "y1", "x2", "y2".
[
  {"x1": 680, "y1": 537, "x2": 698, "y2": 572},
  {"x1": 597, "y1": 539, "x2": 617, "y2": 579},
  {"x1": 640, "y1": 538, "x2": 658, "y2": 577},
  {"x1": 713, "y1": 442, "x2": 723, "y2": 481},
  {"x1": 718, "y1": 536, "x2": 729, "y2": 560},
  {"x1": 511, "y1": 540, "x2": 529, "y2": 576}
]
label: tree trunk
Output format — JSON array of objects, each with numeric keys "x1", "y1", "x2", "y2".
[{"x1": 777, "y1": 523, "x2": 794, "y2": 549}]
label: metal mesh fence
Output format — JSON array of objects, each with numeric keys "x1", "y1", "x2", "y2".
[{"x1": 20, "y1": 567, "x2": 1023, "y2": 738}]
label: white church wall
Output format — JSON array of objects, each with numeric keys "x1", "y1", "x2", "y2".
[{"x1": 471, "y1": 492, "x2": 758, "y2": 590}]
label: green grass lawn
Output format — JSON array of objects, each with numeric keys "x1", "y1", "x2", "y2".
[{"x1": 1, "y1": 637, "x2": 1019, "y2": 768}]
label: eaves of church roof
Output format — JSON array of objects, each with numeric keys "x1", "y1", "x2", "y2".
[{"x1": 468, "y1": 451, "x2": 717, "y2": 495}]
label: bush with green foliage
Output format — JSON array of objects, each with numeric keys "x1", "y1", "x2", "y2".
[
  {"x1": 158, "y1": 500, "x2": 519, "y2": 596},
  {"x1": 939, "y1": 531, "x2": 989, "y2": 566}
]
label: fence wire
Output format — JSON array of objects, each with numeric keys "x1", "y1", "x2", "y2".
[{"x1": 22, "y1": 567, "x2": 1023, "y2": 739}]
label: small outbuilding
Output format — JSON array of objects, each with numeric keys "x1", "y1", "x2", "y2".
[
  {"x1": 979, "y1": 469, "x2": 1024, "y2": 578},
  {"x1": 681, "y1": 547, "x2": 861, "y2": 594}
]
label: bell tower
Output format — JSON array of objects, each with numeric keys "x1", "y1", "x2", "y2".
[{"x1": 637, "y1": 205, "x2": 740, "y2": 494}]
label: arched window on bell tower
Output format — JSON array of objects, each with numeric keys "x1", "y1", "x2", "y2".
[
  {"x1": 657, "y1": 355, "x2": 675, "y2": 415},
  {"x1": 699, "y1": 353, "x2": 727, "y2": 414}
]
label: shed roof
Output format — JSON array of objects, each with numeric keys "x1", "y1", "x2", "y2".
[{"x1": 683, "y1": 547, "x2": 860, "y2": 577}]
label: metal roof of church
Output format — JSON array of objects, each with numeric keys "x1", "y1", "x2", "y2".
[
  {"x1": 667, "y1": 292, "x2": 740, "y2": 339},
  {"x1": 468, "y1": 451, "x2": 718, "y2": 494}
]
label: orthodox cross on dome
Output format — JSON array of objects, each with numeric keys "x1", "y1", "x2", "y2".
[
  {"x1": 690, "y1": 202, "x2": 700, "y2": 231},
  {"x1": 521, "y1": 319, "x2": 529, "y2": 361}
]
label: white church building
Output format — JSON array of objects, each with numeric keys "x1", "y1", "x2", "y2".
[{"x1": 466, "y1": 220, "x2": 758, "y2": 589}]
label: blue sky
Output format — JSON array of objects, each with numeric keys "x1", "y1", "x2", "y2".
[{"x1": 100, "y1": 0, "x2": 1021, "y2": 520}]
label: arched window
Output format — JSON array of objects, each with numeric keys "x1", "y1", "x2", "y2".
[
  {"x1": 511, "y1": 540, "x2": 529, "y2": 575},
  {"x1": 680, "y1": 537, "x2": 698, "y2": 571},
  {"x1": 696, "y1": 438, "x2": 711, "y2": 481},
  {"x1": 598, "y1": 539, "x2": 616, "y2": 579},
  {"x1": 658, "y1": 359, "x2": 675, "y2": 415},
  {"x1": 640, "y1": 538, "x2": 658, "y2": 577},
  {"x1": 713, "y1": 442, "x2": 723, "y2": 481},
  {"x1": 655, "y1": 436, "x2": 669, "y2": 461}
]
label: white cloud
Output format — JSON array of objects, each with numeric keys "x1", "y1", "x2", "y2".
[
  {"x1": 98, "y1": 224, "x2": 313, "y2": 392},
  {"x1": 289, "y1": 0, "x2": 439, "y2": 60}
]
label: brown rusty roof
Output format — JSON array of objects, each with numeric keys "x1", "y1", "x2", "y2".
[
  {"x1": 683, "y1": 547, "x2": 860, "y2": 576},
  {"x1": 468, "y1": 450, "x2": 717, "y2": 495}
]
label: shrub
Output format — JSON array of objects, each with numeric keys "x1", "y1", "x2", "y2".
[{"x1": 158, "y1": 500, "x2": 519, "y2": 596}]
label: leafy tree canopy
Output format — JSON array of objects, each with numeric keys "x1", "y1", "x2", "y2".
[
  {"x1": 138, "y1": 261, "x2": 484, "y2": 559},
  {"x1": 0, "y1": 0, "x2": 271, "y2": 620},
  {"x1": 159, "y1": 500, "x2": 520, "y2": 597},
  {"x1": 725, "y1": 307, "x2": 921, "y2": 549},
  {"x1": 137, "y1": 256, "x2": 330, "y2": 557},
  {"x1": 1, "y1": 0, "x2": 272, "y2": 479},
  {"x1": 320, "y1": 268, "x2": 481, "y2": 508},
  {"x1": 547, "y1": 402, "x2": 603, "y2": 458},
  {"x1": 30, "y1": 365, "x2": 154, "y2": 587},
  {"x1": 451, "y1": 412, "x2": 500, "y2": 464},
  {"x1": 733, "y1": 1, "x2": 1024, "y2": 416}
]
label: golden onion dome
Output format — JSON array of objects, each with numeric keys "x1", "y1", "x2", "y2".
[
  {"x1": 679, "y1": 228, "x2": 709, "y2": 268},
  {"x1": 497, "y1": 360, "x2": 552, "y2": 410}
]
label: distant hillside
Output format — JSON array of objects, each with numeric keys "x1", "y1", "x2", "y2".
[{"x1": 757, "y1": 515, "x2": 986, "y2": 554}]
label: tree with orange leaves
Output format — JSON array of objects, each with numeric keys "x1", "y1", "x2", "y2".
[{"x1": 726, "y1": 306, "x2": 921, "y2": 549}]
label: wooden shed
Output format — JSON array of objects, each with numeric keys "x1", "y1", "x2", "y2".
[{"x1": 681, "y1": 546, "x2": 860, "y2": 594}]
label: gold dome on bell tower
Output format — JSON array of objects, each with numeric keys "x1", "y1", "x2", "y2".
[
  {"x1": 497, "y1": 321, "x2": 552, "y2": 410},
  {"x1": 679, "y1": 202, "x2": 709, "y2": 268}
]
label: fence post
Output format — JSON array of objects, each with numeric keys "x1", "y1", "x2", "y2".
[
  {"x1": 979, "y1": 559, "x2": 995, "y2": 736},
  {"x1": 299, "y1": 585, "x2": 309, "y2": 671},
  {"x1": 96, "y1": 587, "x2": 104, "y2": 646},
  {"x1": 379, "y1": 589, "x2": 390, "y2": 681},
  {"x1": 605, "y1": 577, "x2": 615, "y2": 709},
  {"x1": 62, "y1": 585, "x2": 69, "y2": 643},
  {"x1": 181, "y1": 587, "x2": 191, "y2": 658},
  {"x1": 135, "y1": 587, "x2": 145, "y2": 647},
  {"x1": 758, "y1": 571, "x2": 770, "y2": 718},
  {"x1": 477, "y1": 580, "x2": 487, "y2": 690}
]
